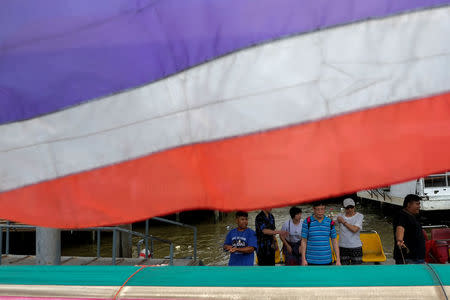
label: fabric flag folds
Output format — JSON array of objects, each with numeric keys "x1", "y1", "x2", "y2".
[{"x1": 0, "y1": 0, "x2": 449, "y2": 227}]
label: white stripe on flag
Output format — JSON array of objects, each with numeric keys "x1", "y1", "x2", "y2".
[{"x1": 1, "y1": 7, "x2": 449, "y2": 192}]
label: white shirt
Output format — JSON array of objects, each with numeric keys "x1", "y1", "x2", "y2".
[
  {"x1": 338, "y1": 212, "x2": 363, "y2": 248},
  {"x1": 281, "y1": 219, "x2": 303, "y2": 243}
]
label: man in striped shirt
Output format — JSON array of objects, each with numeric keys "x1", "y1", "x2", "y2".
[{"x1": 300, "y1": 202, "x2": 341, "y2": 265}]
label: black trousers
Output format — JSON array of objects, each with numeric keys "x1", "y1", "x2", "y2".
[{"x1": 257, "y1": 249, "x2": 275, "y2": 266}]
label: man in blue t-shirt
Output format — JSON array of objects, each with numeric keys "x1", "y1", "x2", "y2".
[
  {"x1": 223, "y1": 211, "x2": 257, "y2": 266},
  {"x1": 300, "y1": 202, "x2": 341, "y2": 265}
]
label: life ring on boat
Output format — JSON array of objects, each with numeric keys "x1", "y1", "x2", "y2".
[{"x1": 139, "y1": 249, "x2": 152, "y2": 258}]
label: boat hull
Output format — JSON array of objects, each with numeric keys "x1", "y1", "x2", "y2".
[{"x1": 0, "y1": 265, "x2": 448, "y2": 299}]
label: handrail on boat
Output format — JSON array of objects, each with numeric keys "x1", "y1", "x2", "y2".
[
  {"x1": 423, "y1": 225, "x2": 448, "y2": 229},
  {"x1": 360, "y1": 229, "x2": 378, "y2": 234}
]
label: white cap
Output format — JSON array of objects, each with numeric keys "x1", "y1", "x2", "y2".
[{"x1": 343, "y1": 198, "x2": 355, "y2": 208}]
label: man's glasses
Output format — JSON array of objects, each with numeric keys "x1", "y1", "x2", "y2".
[{"x1": 345, "y1": 206, "x2": 355, "y2": 209}]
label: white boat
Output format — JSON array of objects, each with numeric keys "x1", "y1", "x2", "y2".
[{"x1": 357, "y1": 172, "x2": 450, "y2": 211}]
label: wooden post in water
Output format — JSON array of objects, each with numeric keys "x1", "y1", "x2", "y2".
[
  {"x1": 214, "y1": 210, "x2": 222, "y2": 223},
  {"x1": 36, "y1": 227, "x2": 61, "y2": 265}
]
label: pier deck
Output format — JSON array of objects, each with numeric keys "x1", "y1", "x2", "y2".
[{"x1": 0, "y1": 255, "x2": 202, "y2": 266}]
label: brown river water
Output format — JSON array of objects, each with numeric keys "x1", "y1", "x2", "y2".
[{"x1": 61, "y1": 199, "x2": 448, "y2": 265}]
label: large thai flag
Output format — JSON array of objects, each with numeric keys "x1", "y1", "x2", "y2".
[{"x1": 1, "y1": 0, "x2": 449, "y2": 228}]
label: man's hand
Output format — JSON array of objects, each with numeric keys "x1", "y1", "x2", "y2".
[
  {"x1": 397, "y1": 240, "x2": 406, "y2": 248},
  {"x1": 286, "y1": 244, "x2": 292, "y2": 254},
  {"x1": 302, "y1": 259, "x2": 308, "y2": 266},
  {"x1": 224, "y1": 245, "x2": 233, "y2": 252},
  {"x1": 335, "y1": 259, "x2": 341, "y2": 266},
  {"x1": 229, "y1": 247, "x2": 237, "y2": 253},
  {"x1": 337, "y1": 216, "x2": 345, "y2": 224},
  {"x1": 278, "y1": 230, "x2": 289, "y2": 238}
]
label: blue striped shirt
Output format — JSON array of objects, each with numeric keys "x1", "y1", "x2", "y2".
[{"x1": 301, "y1": 216, "x2": 336, "y2": 264}]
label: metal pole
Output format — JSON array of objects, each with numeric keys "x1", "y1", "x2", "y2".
[
  {"x1": 96, "y1": 229, "x2": 101, "y2": 258},
  {"x1": 193, "y1": 227, "x2": 197, "y2": 261},
  {"x1": 5, "y1": 221, "x2": 10, "y2": 255},
  {"x1": 145, "y1": 219, "x2": 149, "y2": 259},
  {"x1": 0, "y1": 226, "x2": 3, "y2": 265},
  {"x1": 150, "y1": 238, "x2": 154, "y2": 257},
  {"x1": 169, "y1": 243, "x2": 174, "y2": 266},
  {"x1": 36, "y1": 227, "x2": 61, "y2": 265},
  {"x1": 112, "y1": 229, "x2": 117, "y2": 265},
  {"x1": 128, "y1": 227, "x2": 132, "y2": 255}
]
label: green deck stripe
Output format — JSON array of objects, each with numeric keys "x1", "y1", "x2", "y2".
[
  {"x1": 129, "y1": 265, "x2": 437, "y2": 287},
  {"x1": 0, "y1": 265, "x2": 448, "y2": 287},
  {"x1": 432, "y1": 265, "x2": 450, "y2": 285},
  {"x1": 0, "y1": 266, "x2": 138, "y2": 286}
]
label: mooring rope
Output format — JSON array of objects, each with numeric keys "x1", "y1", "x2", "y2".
[
  {"x1": 113, "y1": 265, "x2": 147, "y2": 300},
  {"x1": 425, "y1": 263, "x2": 448, "y2": 300},
  {"x1": 397, "y1": 244, "x2": 409, "y2": 265}
]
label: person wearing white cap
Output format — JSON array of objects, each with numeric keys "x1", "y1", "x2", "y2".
[{"x1": 336, "y1": 198, "x2": 364, "y2": 265}]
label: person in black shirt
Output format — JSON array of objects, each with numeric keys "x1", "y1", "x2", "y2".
[
  {"x1": 393, "y1": 194, "x2": 425, "y2": 264},
  {"x1": 255, "y1": 209, "x2": 287, "y2": 266}
]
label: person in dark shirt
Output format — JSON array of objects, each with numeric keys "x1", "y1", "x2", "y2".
[
  {"x1": 393, "y1": 194, "x2": 425, "y2": 264},
  {"x1": 255, "y1": 208, "x2": 287, "y2": 266}
]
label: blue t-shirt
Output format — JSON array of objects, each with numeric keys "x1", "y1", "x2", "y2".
[
  {"x1": 224, "y1": 228, "x2": 257, "y2": 266},
  {"x1": 301, "y1": 216, "x2": 337, "y2": 264}
]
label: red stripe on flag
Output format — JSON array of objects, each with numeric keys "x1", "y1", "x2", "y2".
[{"x1": 1, "y1": 93, "x2": 449, "y2": 228}]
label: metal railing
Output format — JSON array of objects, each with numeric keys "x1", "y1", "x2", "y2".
[
  {"x1": 0, "y1": 224, "x2": 35, "y2": 265},
  {"x1": 367, "y1": 188, "x2": 392, "y2": 201},
  {"x1": 423, "y1": 225, "x2": 448, "y2": 230},
  {"x1": 84, "y1": 226, "x2": 174, "y2": 265},
  {"x1": 368, "y1": 189, "x2": 378, "y2": 199},
  {"x1": 152, "y1": 217, "x2": 198, "y2": 261},
  {"x1": 0, "y1": 224, "x2": 175, "y2": 266},
  {"x1": 135, "y1": 217, "x2": 198, "y2": 262}
]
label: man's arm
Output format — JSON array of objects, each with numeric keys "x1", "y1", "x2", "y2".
[
  {"x1": 230, "y1": 246, "x2": 255, "y2": 254},
  {"x1": 280, "y1": 234, "x2": 292, "y2": 254},
  {"x1": 332, "y1": 238, "x2": 341, "y2": 265},
  {"x1": 223, "y1": 244, "x2": 232, "y2": 251},
  {"x1": 343, "y1": 222, "x2": 360, "y2": 233},
  {"x1": 223, "y1": 230, "x2": 232, "y2": 251},
  {"x1": 301, "y1": 238, "x2": 308, "y2": 265},
  {"x1": 256, "y1": 216, "x2": 285, "y2": 237},
  {"x1": 337, "y1": 216, "x2": 360, "y2": 233},
  {"x1": 395, "y1": 225, "x2": 406, "y2": 248},
  {"x1": 262, "y1": 228, "x2": 288, "y2": 238}
]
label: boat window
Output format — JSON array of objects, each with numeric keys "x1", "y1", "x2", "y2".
[{"x1": 424, "y1": 174, "x2": 447, "y2": 187}]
